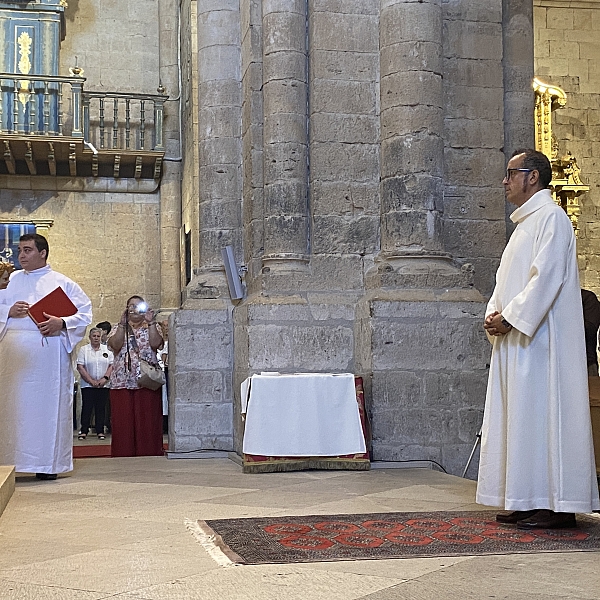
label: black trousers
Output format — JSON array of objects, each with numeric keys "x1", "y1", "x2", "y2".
[{"x1": 80, "y1": 387, "x2": 109, "y2": 435}]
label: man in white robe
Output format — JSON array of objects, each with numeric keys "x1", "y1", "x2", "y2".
[
  {"x1": 476, "y1": 149, "x2": 600, "y2": 529},
  {"x1": 0, "y1": 234, "x2": 92, "y2": 479}
]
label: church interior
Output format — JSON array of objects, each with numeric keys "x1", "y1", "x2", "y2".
[
  {"x1": 2, "y1": 2, "x2": 600, "y2": 598},
  {"x1": 0, "y1": 0, "x2": 599, "y2": 475}
]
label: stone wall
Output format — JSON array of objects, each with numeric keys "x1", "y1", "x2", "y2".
[{"x1": 534, "y1": 0, "x2": 600, "y2": 291}]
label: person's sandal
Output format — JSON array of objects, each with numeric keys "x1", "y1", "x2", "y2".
[{"x1": 78, "y1": 433, "x2": 86, "y2": 440}]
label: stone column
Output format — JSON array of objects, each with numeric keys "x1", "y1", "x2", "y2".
[
  {"x1": 196, "y1": 0, "x2": 242, "y2": 290},
  {"x1": 169, "y1": 1, "x2": 241, "y2": 455},
  {"x1": 261, "y1": 0, "x2": 309, "y2": 270},
  {"x1": 502, "y1": 0, "x2": 534, "y2": 233},
  {"x1": 159, "y1": 0, "x2": 182, "y2": 310},
  {"x1": 241, "y1": 0, "x2": 264, "y2": 286},
  {"x1": 502, "y1": 0, "x2": 534, "y2": 159},
  {"x1": 380, "y1": 0, "x2": 445, "y2": 262}
]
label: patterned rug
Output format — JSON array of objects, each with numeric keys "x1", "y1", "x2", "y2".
[{"x1": 190, "y1": 511, "x2": 600, "y2": 565}]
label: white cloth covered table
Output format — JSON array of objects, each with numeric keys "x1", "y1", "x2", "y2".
[{"x1": 241, "y1": 373, "x2": 366, "y2": 457}]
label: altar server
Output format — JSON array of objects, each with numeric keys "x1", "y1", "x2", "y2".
[
  {"x1": 477, "y1": 149, "x2": 599, "y2": 529},
  {"x1": 0, "y1": 234, "x2": 92, "y2": 479}
]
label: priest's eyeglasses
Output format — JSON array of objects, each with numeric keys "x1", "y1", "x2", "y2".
[{"x1": 505, "y1": 168, "x2": 532, "y2": 181}]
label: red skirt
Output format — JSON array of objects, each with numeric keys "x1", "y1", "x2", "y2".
[{"x1": 110, "y1": 388, "x2": 163, "y2": 457}]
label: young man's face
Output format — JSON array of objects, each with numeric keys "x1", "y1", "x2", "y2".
[{"x1": 17, "y1": 240, "x2": 47, "y2": 271}]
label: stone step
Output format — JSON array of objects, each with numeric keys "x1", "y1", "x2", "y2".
[{"x1": 0, "y1": 466, "x2": 15, "y2": 518}]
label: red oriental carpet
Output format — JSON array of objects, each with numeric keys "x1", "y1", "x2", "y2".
[{"x1": 192, "y1": 511, "x2": 600, "y2": 565}]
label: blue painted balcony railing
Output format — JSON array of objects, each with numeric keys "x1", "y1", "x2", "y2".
[{"x1": 0, "y1": 72, "x2": 167, "y2": 152}]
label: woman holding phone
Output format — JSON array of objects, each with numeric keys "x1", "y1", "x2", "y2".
[{"x1": 107, "y1": 295, "x2": 164, "y2": 456}]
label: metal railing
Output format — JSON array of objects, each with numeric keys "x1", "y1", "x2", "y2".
[{"x1": 0, "y1": 73, "x2": 166, "y2": 151}]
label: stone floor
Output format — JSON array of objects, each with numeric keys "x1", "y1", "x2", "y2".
[{"x1": 0, "y1": 457, "x2": 599, "y2": 599}]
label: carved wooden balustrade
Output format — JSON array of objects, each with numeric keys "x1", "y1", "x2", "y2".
[{"x1": 0, "y1": 72, "x2": 167, "y2": 179}]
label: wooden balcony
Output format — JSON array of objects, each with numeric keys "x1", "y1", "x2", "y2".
[{"x1": 0, "y1": 72, "x2": 167, "y2": 179}]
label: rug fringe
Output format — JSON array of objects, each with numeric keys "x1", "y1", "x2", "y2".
[{"x1": 184, "y1": 518, "x2": 239, "y2": 568}]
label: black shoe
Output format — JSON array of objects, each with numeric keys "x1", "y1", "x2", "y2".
[
  {"x1": 517, "y1": 509, "x2": 577, "y2": 530},
  {"x1": 495, "y1": 509, "x2": 540, "y2": 524},
  {"x1": 35, "y1": 473, "x2": 58, "y2": 481}
]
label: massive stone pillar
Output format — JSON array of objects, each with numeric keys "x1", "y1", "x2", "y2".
[
  {"x1": 159, "y1": 0, "x2": 182, "y2": 311},
  {"x1": 502, "y1": 0, "x2": 534, "y2": 161},
  {"x1": 241, "y1": 0, "x2": 264, "y2": 286},
  {"x1": 379, "y1": 0, "x2": 445, "y2": 263},
  {"x1": 169, "y1": 0, "x2": 242, "y2": 454},
  {"x1": 360, "y1": 0, "x2": 494, "y2": 475},
  {"x1": 502, "y1": 0, "x2": 535, "y2": 233},
  {"x1": 261, "y1": 0, "x2": 309, "y2": 270},
  {"x1": 195, "y1": 0, "x2": 243, "y2": 293}
]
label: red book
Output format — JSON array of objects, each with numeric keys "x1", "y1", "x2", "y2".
[{"x1": 27, "y1": 286, "x2": 78, "y2": 325}]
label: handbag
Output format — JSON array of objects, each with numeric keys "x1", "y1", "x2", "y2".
[{"x1": 138, "y1": 359, "x2": 166, "y2": 390}]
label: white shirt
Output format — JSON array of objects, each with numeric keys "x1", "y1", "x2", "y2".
[{"x1": 77, "y1": 343, "x2": 114, "y2": 388}]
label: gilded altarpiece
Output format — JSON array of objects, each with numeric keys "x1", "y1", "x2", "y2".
[{"x1": 534, "y1": 77, "x2": 589, "y2": 234}]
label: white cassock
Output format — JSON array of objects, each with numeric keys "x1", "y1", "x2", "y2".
[
  {"x1": 476, "y1": 189, "x2": 600, "y2": 513},
  {"x1": 0, "y1": 265, "x2": 92, "y2": 474}
]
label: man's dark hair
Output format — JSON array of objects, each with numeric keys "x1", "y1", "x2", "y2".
[
  {"x1": 511, "y1": 148, "x2": 552, "y2": 188},
  {"x1": 19, "y1": 233, "x2": 49, "y2": 258},
  {"x1": 96, "y1": 321, "x2": 112, "y2": 334},
  {"x1": 126, "y1": 295, "x2": 145, "y2": 306}
]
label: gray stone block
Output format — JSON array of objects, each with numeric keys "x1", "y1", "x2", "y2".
[
  {"x1": 199, "y1": 138, "x2": 242, "y2": 167},
  {"x1": 310, "y1": 13, "x2": 379, "y2": 52},
  {"x1": 443, "y1": 185, "x2": 506, "y2": 221},
  {"x1": 381, "y1": 105, "x2": 443, "y2": 141},
  {"x1": 199, "y1": 80, "x2": 242, "y2": 107},
  {"x1": 372, "y1": 319, "x2": 488, "y2": 371},
  {"x1": 174, "y1": 325, "x2": 232, "y2": 370},
  {"x1": 381, "y1": 209, "x2": 444, "y2": 252},
  {"x1": 311, "y1": 0, "x2": 378, "y2": 15},
  {"x1": 443, "y1": 0, "x2": 502, "y2": 23},
  {"x1": 381, "y1": 41, "x2": 442, "y2": 76},
  {"x1": 264, "y1": 181, "x2": 309, "y2": 215},
  {"x1": 310, "y1": 50, "x2": 379, "y2": 82},
  {"x1": 174, "y1": 371, "x2": 229, "y2": 404},
  {"x1": 445, "y1": 117, "x2": 504, "y2": 150},
  {"x1": 311, "y1": 142, "x2": 379, "y2": 183},
  {"x1": 310, "y1": 114, "x2": 378, "y2": 144},
  {"x1": 264, "y1": 215, "x2": 309, "y2": 253},
  {"x1": 198, "y1": 8, "x2": 241, "y2": 47},
  {"x1": 263, "y1": 80, "x2": 308, "y2": 115},
  {"x1": 312, "y1": 215, "x2": 379, "y2": 255},
  {"x1": 311, "y1": 181, "x2": 380, "y2": 216},
  {"x1": 381, "y1": 2, "x2": 442, "y2": 46},
  {"x1": 381, "y1": 131, "x2": 444, "y2": 178},
  {"x1": 198, "y1": 45, "x2": 241, "y2": 81},
  {"x1": 444, "y1": 219, "x2": 507, "y2": 259},
  {"x1": 263, "y1": 50, "x2": 306, "y2": 83},
  {"x1": 263, "y1": 113, "x2": 306, "y2": 145},
  {"x1": 443, "y1": 20, "x2": 502, "y2": 61},
  {"x1": 263, "y1": 12, "x2": 306, "y2": 54},
  {"x1": 381, "y1": 174, "x2": 442, "y2": 212},
  {"x1": 311, "y1": 80, "x2": 378, "y2": 115}
]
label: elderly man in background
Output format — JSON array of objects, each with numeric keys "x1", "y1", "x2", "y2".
[
  {"x1": 477, "y1": 149, "x2": 599, "y2": 529},
  {"x1": 0, "y1": 234, "x2": 92, "y2": 480}
]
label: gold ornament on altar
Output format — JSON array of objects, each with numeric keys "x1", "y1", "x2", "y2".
[{"x1": 533, "y1": 77, "x2": 589, "y2": 235}]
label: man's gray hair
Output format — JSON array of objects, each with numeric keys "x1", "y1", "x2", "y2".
[{"x1": 89, "y1": 327, "x2": 103, "y2": 336}]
